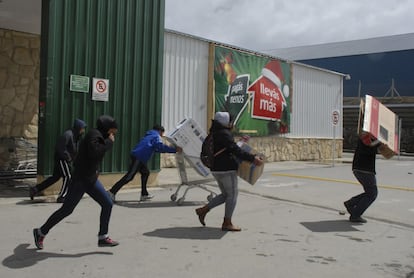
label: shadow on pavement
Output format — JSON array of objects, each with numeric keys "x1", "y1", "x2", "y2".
[
  {"x1": 0, "y1": 178, "x2": 35, "y2": 198},
  {"x1": 2, "y1": 243, "x2": 112, "y2": 269},
  {"x1": 143, "y1": 226, "x2": 225, "y2": 240},
  {"x1": 115, "y1": 200, "x2": 205, "y2": 208},
  {"x1": 300, "y1": 219, "x2": 361, "y2": 232},
  {"x1": 15, "y1": 198, "x2": 56, "y2": 205}
]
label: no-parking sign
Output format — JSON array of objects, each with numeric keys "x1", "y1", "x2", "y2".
[
  {"x1": 92, "y1": 78, "x2": 109, "y2": 101},
  {"x1": 332, "y1": 109, "x2": 340, "y2": 126}
]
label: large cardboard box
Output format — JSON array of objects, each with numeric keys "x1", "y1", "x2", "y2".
[
  {"x1": 236, "y1": 141, "x2": 264, "y2": 185},
  {"x1": 166, "y1": 118, "x2": 210, "y2": 177},
  {"x1": 359, "y1": 95, "x2": 399, "y2": 154}
]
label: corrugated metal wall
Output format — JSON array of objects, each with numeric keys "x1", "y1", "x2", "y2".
[
  {"x1": 38, "y1": 0, "x2": 165, "y2": 175},
  {"x1": 162, "y1": 31, "x2": 210, "y2": 132},
  {"x1": 290, "y1": 64, "x2": 343, "y2": 138}
]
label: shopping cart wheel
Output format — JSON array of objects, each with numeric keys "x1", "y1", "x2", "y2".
[
  {"x1": 177, "y1": 197, "x2": 185, "y2": 205},
  {"x1": 170, "y1": 194, "x2": 177, "y2": 202},
  {"x1": 207, "y1": 194, "x2": 214, "y2": 202}
]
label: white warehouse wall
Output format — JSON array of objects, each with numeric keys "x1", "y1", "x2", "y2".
[
  {"x1": 290, "y1": 64, "x2": 343, "y2": 138},
  {"x1": 162, "y1": 31, "x2": 210, "y2": 132},
  {"x1": 162, "y1": 30, "x2": 344, "y2": 139}
]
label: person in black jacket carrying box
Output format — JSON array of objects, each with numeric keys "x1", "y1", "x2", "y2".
[
  {"x1": 195, "y1": 112, "x2": 263, "y2": 231},
  {"x1": 344, "y1": 132, "x2": 392, "y2": 223}
]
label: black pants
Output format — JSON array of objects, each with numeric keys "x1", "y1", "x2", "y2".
[
  {"x1": 109, "y1": 156, "x2": 150, "y2": 196},
  {"x1": 35, "y1": 159, "x2": 71, "y2": 198},
  {"x1": 346, "y1": 170, "x2": 378, "y2": 217}
]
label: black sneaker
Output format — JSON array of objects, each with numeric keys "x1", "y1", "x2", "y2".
[
  {"x1": 29, "y1": 186, "x2": 37, "y2": 200},
  {"x1": 349, "y1": 216, "x2": 367, "y2": 223},
  {"x1": 98, "y1": 237, "x2": 119, "y2": 247},
  {"x1": 33, "y1": 228, "x2": 45, "y2": 249},
  {"x1": 56, "y1": 196, "x2": 65, "y2": 203},
  {"x1": 343, "y1": 201, "x2": 353, "y2": 215}
]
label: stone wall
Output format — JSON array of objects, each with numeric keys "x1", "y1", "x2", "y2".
[
  {"x1": 161, "y1": 137, "x2": 343, "y2": 167},
  {"x1": 0, "y1": 29, "x2": 40, "y2": 141},
  {"x1": 0, "y1": 29, "x2": 40, "y2": 171}
]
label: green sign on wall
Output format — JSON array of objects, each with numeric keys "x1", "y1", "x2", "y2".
[{"x1": 69, "y1": 74, "x2": 90, "y2": 93}]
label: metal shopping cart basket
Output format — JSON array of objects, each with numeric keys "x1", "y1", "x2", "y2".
[
  {"x1": 169, "y1": 152, "x2": 216, "y2": 205},
  {"x1": 166, "y1": 118, "x2": 218, "y2": 205}
]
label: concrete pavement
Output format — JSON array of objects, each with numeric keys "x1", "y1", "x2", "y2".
[{"x1": 1, "y1": 154, "x2": 414, "y2": 277}]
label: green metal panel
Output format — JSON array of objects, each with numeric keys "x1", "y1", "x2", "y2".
[{"x1": 38, "y1": 0, "x2": 165, "y2": 175}]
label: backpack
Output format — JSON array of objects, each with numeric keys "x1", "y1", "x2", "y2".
[{"x1": 200, "y1": 133, "x2": 226, "y2": 169}]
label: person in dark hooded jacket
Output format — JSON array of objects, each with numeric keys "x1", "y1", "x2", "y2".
[
  {"x1": 195, "y1": 112, "x2": 263, "y2": 231},
  {"x1": 33, "y1": 115, "x2": 119, "y2": 249},
  {"x1": 29, "y1": 119, "x2": 87, "y2": 203}
]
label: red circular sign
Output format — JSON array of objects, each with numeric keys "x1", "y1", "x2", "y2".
[
  {"x1": 96, "y1": 80, "x2": 107, "y2": 93},
  {"x1": 332, "y1": 110, "x2": 340, "y2": 126}
]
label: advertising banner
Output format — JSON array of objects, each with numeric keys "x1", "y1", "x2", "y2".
[{"x1": 214, "y1": 46, "x2": 291, "y2": 136}]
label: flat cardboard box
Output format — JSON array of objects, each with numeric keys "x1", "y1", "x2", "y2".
[
  {"x1": 358, "y1": 95, "x2": 399, "y2": 155},
  {"x1": 236, "y1": 141, "x2": 264, "y2": 185},
  {"x1": 166, "y1": 118, "x2": 210, "y2": 177}
]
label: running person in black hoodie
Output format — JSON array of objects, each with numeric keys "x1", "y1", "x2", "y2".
[
  {"x1": 29, "y1": 119, "x2": 87, "y2": 203},
  {"x1": 33, "y1": 115, "x2": 119, "y2": 249}
]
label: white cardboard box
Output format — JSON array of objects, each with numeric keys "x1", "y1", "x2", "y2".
[
  {"x1": 166, "y1": 118, "x2": 210, "y2": 177},
  {"x1": 359, "y1": 95, "x2": 399, "y2": 154}
]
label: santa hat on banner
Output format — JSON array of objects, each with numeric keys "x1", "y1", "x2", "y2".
[{"x1": 261, "y1": 60, "x2": 290, "y2": 98}]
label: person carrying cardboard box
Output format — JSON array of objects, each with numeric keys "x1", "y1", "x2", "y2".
[
  {"x1": 344, "y1": 132, "x2": 393, "y2": 223},
  {"x1": 195, "y1": 112, "x2": 263, "y2": 231}
]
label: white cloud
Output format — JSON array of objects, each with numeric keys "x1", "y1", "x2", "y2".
[{"x1": 165, "y1": 0, "x2": 414, "y2": 51}]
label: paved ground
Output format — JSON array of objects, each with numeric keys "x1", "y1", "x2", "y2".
[{"x1": 1, "y1": 153, "x2": 414, "y2": 277}]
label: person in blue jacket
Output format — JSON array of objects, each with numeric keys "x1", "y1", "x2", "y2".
[
  {"x1": 29, "y1": 119, "x2": 87, "y2": 203},
  {"x1": 108, "y1": 125, "x2": 182, "y2": 202}
]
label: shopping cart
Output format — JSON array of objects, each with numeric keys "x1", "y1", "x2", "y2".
[
  {"x1": 166, "y1": 118, "x2": 218, "y2": 205},
  {"x1": 169, "y1": 152, "x2": 217, "y2": 205}
]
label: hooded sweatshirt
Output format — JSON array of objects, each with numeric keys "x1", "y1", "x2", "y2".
[
  {"x1": 55, "y1": 119, "x2": 87, "y2": 162},
  {"x1": 131, "y1": 129, "x2": 176, "y2": 163},
  {"x1": 72, "y1": 115, "x2": 117, "y2": 183}
]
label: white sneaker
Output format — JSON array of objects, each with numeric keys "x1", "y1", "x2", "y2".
[{"x1": 140, "y1": 194, "x2": 154, "y2": 201}]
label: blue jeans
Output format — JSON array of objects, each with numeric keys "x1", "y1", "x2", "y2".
[
  {"x1": 347, "y1": 170, "x2": 378, "y2": 217},
  {"x1": 208, "y1": 171, "x2": 238, "y2": 218},
  {"x1": 40, "y1": 178, "x2": 113, "y2": 237}
]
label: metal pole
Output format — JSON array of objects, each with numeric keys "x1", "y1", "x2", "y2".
[
  {"x1": 398, "y1": 118, "x2": 402, "y2": 160},
  {"x1": 332, "y1": 126, "x2": 336, "y2": 167}
]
